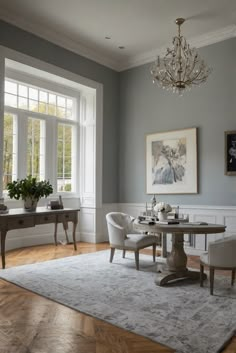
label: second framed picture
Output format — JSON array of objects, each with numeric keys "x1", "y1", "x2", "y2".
[
  {"x1": 225, "y1": 130, "x2": 236, "y2": 175},
  {"x1": 146, "y1": 127, "x2": 198, "y2": 194}
]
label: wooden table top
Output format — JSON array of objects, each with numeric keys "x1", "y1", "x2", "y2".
[{"x1": 134, "y1": 219, "x2": 226, "y2": 234}]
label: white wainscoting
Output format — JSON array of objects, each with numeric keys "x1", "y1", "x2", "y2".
[
  {"x1": 3, "y1": 203, "x2": 236, "y2": 256},
  {"x1": 102, "y1": 203, "x2": 236, "y2": 256}
]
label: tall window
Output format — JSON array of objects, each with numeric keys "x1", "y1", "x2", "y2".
[{"x1": 3, "y1": 77, "x2": 79, "y2": 195}]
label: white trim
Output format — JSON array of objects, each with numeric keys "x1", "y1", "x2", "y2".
[
  {"x1": 0, "y1": 11, "x2": 118, "y2": 71},
  {"x1": 5, "y1": 229, "x2": 81, "y2": 252}
]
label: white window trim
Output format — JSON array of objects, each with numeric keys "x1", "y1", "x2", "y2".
[{"x1": 0, "y1": 45, "x2": 103, "y2": 208}]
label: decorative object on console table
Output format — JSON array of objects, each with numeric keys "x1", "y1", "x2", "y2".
[
  {"x1": 48, "y1": 196, "x2": 64, "y2": 210},
  {"x1": 7, "y1": 175, "x2": 53, "y2": 211},
  {"x1": 0, "y1": 198, "x2": 8, "y2": 214},
  {"x1": 146, "y1": 128, "x2": 198, "y2": 194},
  {"x1": 225, "y1": 130, "x2": 236, "y2": 175}
]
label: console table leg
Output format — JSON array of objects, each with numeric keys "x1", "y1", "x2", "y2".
[
  {"x1": 62, "y1": 221, "x2": 70, "y2": 244},
  {"x1": 54, "y1": 222, "x2": 58, "y2": 246},
  {"x1": 72, "y1": 221, "x2": 77, "y2": 250},
  {"x1": 1, "y1": 230, "x2": 7, "y2": 269}
]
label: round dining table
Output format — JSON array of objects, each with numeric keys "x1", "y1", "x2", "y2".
[{"x1": 134, "y1": 219, "x2": 226, "y2": 286}]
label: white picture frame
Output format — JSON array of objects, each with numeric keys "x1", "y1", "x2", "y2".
[{"x1": 146, "y1": 127, "x2": 198, "y2": 194}]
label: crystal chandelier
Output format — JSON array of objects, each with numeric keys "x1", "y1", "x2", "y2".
[{"x1": 150, "y1": 18, "x2": 212, "y2": 95}]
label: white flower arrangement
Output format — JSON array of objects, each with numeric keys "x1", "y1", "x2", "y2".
[{"x1": 154, "y1": 202, "x2": 172, "y2": 213}]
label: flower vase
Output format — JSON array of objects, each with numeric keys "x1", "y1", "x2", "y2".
[
  {"x1": 24, "y1": 197, "x2": 38, "y2": 212},
  {"x1": 158, "y1": 211, "x2": 167, "y2": 221}
]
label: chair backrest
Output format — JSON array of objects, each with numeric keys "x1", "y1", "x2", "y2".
[
  {"x1": 106, "y1": 212, "x2": 134, "y2": 247},
  {"x1": 208, "y1": 235, "x2": 236, "y2": 268}
]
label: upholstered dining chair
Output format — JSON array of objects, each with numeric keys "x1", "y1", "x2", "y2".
[
  {"x1": 106, "y1": 212, "x2": 158, "y2": 270},
  {"x1": 200, "y1": 235, "x2": 236, "y2": 295}
]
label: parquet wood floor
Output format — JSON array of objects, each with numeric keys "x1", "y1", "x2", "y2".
[{"x1": 0, "y1": 242, "x2": 235, "y2": 353}]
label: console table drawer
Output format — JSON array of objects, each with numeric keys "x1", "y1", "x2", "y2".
[
  {"x1": 8, "y1": 217, "x2": 34, "y2": 230},
  {"x1": 36, "y1": 214, "x2": 56, "y2": 224},
  {"x1": 57, "y1": 212, "x2": 76, "y2": 223}
]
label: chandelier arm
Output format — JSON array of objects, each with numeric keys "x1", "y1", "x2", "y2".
[{"x1": 190, "y1": 69, "x2": 207, "y2": 83}]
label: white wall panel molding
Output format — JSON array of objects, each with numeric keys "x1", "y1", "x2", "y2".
[
  {"x1": 117, "y1": 203, "x2": 236, "y2": 255},
  {"x1": 5, "y1": 225, "x2": 80, "y2": 252},
  {"x1": 4, "y1": 203, "x2": 236, "y2": 252}
]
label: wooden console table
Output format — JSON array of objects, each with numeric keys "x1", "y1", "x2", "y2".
[{"x1": 0, "y1": 207, "x2": 79, "y2": 269}]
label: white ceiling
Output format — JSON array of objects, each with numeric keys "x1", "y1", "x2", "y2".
[{"x1": 0, "y1": 0, "x2": 236, "y2": 71}]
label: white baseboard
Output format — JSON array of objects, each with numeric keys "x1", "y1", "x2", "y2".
[{"x1": 5, "y1": 230, "x2": 79, "y2": 252}]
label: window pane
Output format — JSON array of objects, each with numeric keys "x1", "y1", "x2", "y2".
[
  {"x1": 38, "y1": 102, "x2": 47, "y2": 114},
  {"x1": 57, "y1": 124, "x2": 72, "y2": 192},
  {"x1": 56, "y1": 107, "x2": 65, "y2": 118},
  {"x1": 49, "y1": 93, "x2": 56, "y2": 105},
  {"x1": 29, "y1": 87, "x2": 38, "y2": 100},
  {"x1": 29, "y1": 100, "x2": 39, "y2": 112},
  {"x1": 48, "y1": 104, "x2": 56, "y2": 116},
  {"x1": 27, "y1": 118, "x2": 45, "y2": 179},
  {"x1": 18, "y1": 97, "x2": 28, "y2": 109},
  {"x1": 19, "y1": 85, "x2": 28, "y2": 98},
  {"x1": 66, "y1": 109, "x2": 73, "y2": 119},
  {"x1": 5, "y1": 81, "x2": 17, "y2": 95},
  {"x1": 5, "y1": 93, "x2": 17, "y2": 107},
  {"x1": 3, "y1": 113, "x2": 16, "y2": 191},
  {"x1": 66, "y1": 98, "x2": 73, "y2": 109},
  {"x1": 57, "y1": 96, "x2": 66, "y2": 107},
  {"x1": 39, "y1": 91, "x2": 48, "y2": 103}
]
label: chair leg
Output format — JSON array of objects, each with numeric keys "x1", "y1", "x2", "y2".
[
  {"x1": 134, "y1": 250, "x2": 139, "y2": 270},
  {"x1": 122, "y1": 249, "x2": 126, "y2": 258},
  {"x1": 110, "y1": 248, "x2": 115, "y2": 263},
  {"x1": 152, "y1": 243, "x2": 156, "y2": 263},
  {"x1": 232, "y1": 269, "x2": 235, "y2": 286},
  {"x1": 200, "y1": 263, "x2": 204, "y2": 287},
  {"x1": 209, "y1": 267, "x2": 215, "y2": 295}
]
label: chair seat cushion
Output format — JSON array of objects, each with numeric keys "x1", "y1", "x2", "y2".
[
  {"x1": 200, "y1": 252, "x2": 209, "y2": 265},
  {"x1": 124, "y1": 234, "x2": 157, "y2": 250}
]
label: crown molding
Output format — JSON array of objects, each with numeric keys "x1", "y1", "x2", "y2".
[
  {"x1": 119, "y1": 24, "x2": 236, "y2": 71},
  {"x1": 0, "y1": 10, "x2": 119, "y2": 71},
  {"x1": 0, "y1": 9, "x2": 236, "y2": 72}
]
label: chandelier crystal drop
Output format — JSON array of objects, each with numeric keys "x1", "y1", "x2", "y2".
[{"x1": 150, "y1": 18, "x2": 212, "y2": 96}]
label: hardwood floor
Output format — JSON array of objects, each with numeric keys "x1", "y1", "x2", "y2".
[{"x1": 0, "y1": 242, "x2": 235, "y2": 353}]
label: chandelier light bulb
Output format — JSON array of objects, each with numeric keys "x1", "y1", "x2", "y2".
[{"x1": 150, "y1": 18, "x2": 212, "y2": 95}]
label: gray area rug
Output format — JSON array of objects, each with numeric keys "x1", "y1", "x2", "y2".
[{"x1": 0, "y1": 250, "x2": 235, "y2": 353}]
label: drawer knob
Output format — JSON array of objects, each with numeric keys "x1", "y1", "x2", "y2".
[
  {"x1": 44, "y1": 217, "x2": 48, "y2": 221},
  {"x1": 19, "y1": 220, "x2": 24, "y2": 225},
  {"x1": 65, "y1": 215, "x2": 69, "y2": 219}
]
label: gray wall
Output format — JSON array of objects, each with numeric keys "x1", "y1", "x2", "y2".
[
  {"x1": 0, "y1": 20, "x2": 119, "y2": 203},
  {"x1": 119, "y1": 38, "x2": 236, "y2": 205},
  {"x1": 1, "y1": 19, "x2": 236, "y2": 206}
]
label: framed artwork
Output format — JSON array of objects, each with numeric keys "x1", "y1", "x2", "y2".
[
  {"x1": 146, "y1": 127, "x2": 198, "y2": 194},
  {"x1": 225, "y1": 130, "x2": 236, "y2": 175}
]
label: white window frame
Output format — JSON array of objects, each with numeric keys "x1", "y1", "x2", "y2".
[
  {"x1": 0, "y1": 47, "x2": 103, "y2": 208},
  {"x1": 3, "y1": 76, "x2": 79, "y2": 197}
]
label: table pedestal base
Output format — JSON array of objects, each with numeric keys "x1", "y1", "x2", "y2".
[{"x1": 155, "y1": 269, "x2": 207, "y2": 286}]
